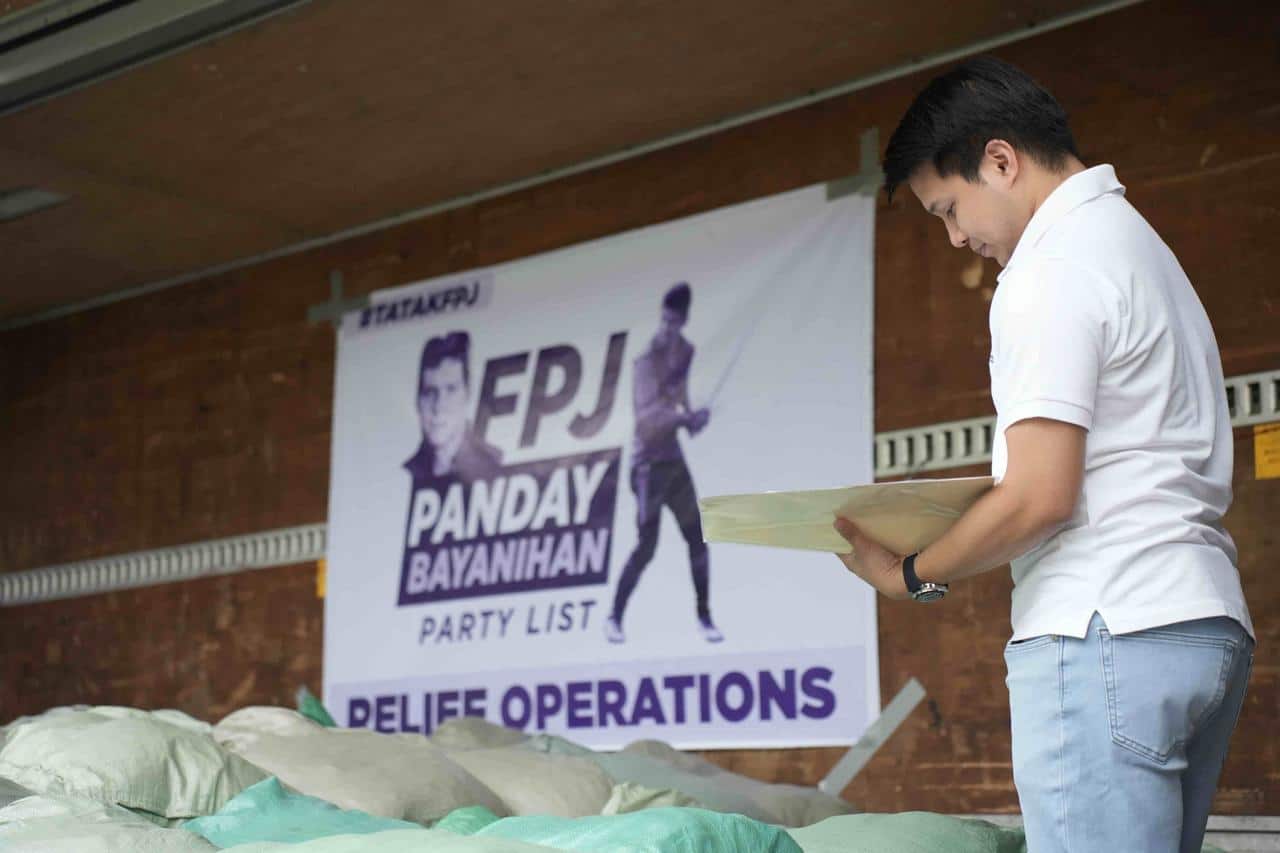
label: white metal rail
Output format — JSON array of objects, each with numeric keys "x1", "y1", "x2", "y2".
[
  {"x1": 2, "y1": 368, "x2": 1276, "y2": 607},
  {"x1": 874, "y1": 367, "x2": 1280, "y2": 478},
  {"x1": 0, "y1": 524, "x2": 325, "y2": 606}
]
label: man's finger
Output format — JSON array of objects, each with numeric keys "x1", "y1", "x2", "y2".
[
  {"x1": 833, "y1": 515, "x2": 864, "y2": 544},
  {"x1": 833, "y1": 520, "x2": 862, "y2": 568}
]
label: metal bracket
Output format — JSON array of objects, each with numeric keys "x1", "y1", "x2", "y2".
[
  {"x1": 306, "y1": 270, "x2": 369, "y2": 328},
  {"x1": 826, "y1": 127, "x2": 884, "y2": 201},
  {"x1": 818, "y1": 676, "x2": 926, "y2": 796}
]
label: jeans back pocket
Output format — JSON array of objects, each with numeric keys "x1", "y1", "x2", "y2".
[{"x1": 1099, "y1": 626, "x2": 1237, "y2": 765}]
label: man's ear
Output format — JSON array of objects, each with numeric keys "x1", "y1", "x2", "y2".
[{"x1": 983, "y1": 139, "x2": 1020, "y2": 187}]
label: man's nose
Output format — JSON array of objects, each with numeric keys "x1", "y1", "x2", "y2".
[{"x1": 944, "y1": 219, "x2": 967, "y2": 249}]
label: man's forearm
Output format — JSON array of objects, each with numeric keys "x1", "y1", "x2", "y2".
[{"x1": 914, "y1": 482, "x2": 1067, "y2": 585}]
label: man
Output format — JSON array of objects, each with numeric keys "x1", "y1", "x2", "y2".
[
  {"x1": 404, "y1": 330, "x2": 502, "y2": 486},
  {"x1": 606, "y1": 282, "x2": 722, "y2": 644},
  {"x1": 834, "y1": 57, "x2": 1254, "y2": 853}
]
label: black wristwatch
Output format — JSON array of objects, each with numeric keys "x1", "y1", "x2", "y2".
[{"x1": 902, "y1": 552, "x2": 948, "y2": 603}]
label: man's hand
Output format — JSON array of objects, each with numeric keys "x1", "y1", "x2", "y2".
[
  {"x1": 832, "y1": 516, "x2": 910, "y2": 600},
  {"x1": 686, "y1": 407, "x2": 711, "y2": 435}
]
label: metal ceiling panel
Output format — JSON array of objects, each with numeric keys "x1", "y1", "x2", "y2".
[{"x1": 0, "y1": 0, "x2": 1141, "y2": 325}]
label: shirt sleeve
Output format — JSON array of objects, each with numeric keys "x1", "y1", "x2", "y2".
[{"x1": 990, "y1": 256, "x2": 1116, "y2": 432}]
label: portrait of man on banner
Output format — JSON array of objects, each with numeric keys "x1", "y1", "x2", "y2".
[{"x1": 404, "y1": 330, "x2": 503, "y2": 489}]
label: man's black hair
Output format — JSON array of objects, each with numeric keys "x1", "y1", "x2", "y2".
[
  {"x1": 663, "y1": 282, "x2": 692, "y2": 317},
  {"x1": 883, "y1": 56, "x2": 1081, "y2": 202},
  {"x1": 418, "y1": 330, "x2": 470, "y2": 393}
]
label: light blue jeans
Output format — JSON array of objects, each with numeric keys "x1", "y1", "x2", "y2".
[{"x1": 1005, "y1": 612, "x2": 1253, "y2": 853}]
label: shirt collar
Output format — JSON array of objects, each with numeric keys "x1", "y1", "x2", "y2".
[{"x1": 998, "y1": 164, "x2": 1125, "y2": 280}]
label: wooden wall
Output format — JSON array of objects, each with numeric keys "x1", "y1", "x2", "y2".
[{"x1": 2, "y1": 0, "x2": 1277, "y2": 815}]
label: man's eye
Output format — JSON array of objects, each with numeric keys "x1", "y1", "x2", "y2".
[{"x1": 946, "y1": 205, "x2": 955, "y2": 218}]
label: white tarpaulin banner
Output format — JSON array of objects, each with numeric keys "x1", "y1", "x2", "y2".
[{"x1": 324, "y1": 182, "x2": 877, "y2": 749}]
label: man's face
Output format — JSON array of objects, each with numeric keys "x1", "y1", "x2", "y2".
[
  {"x1": 418, "y1": 357, "x2": 468, "y2": 449},
  {"x1": 657, "y1": 306, "x2": 687, "y2": 343},
  {"x1": 907, "y1": 155, "x2": 1028, "y2": 268}
]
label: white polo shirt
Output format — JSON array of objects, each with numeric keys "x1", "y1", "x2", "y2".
[{"x1": 989, "y1": 164, "x2": 1253, "y2": 641}]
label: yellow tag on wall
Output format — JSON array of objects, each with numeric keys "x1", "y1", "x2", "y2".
[
  {"x1": 316, "y1": 558, "x2": 327, "y2": 598},
  {"x1": 1255, "y1": 425, "x2": 1280, "y2": 480}
]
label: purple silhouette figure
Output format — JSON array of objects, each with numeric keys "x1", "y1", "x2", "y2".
[{"x1": 606, "y1": 283, "x2": 722, "y2": 645}]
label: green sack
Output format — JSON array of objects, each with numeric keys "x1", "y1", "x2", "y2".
[
  {"x1": 787, "y1": 813, "x2": 1026, "y2": 853},
  {"x1": 786, "y1": 813, "x2": 1231, "y2": 853},
  {"x1": 185, "y1": 777, "x2": 417, "y2": 846},
  {"x1": 296, "y1": 686, "x2": 338, "y2": 727},
  {"x1": 220, "y1": 827, "x2": 558, "y2": 852},
  {"x1": 472, "y1": 806, "x2": 803, "y2": 853},
  {"x1": 433, "y1": 805, "x2": 502, "y2": 835}
]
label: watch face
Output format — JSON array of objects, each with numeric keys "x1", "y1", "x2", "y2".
[{"x1": 914, "y1": 587, "x2": 946, "y2": 603}]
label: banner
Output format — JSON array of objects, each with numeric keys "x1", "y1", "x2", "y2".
[{"x1": 324, "y1": 183, "x2": 877, "y2": 749}]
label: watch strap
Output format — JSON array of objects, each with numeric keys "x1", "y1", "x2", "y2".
[{"x1": 902, "y1": 552, "x2": 923, "y2": 594}]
